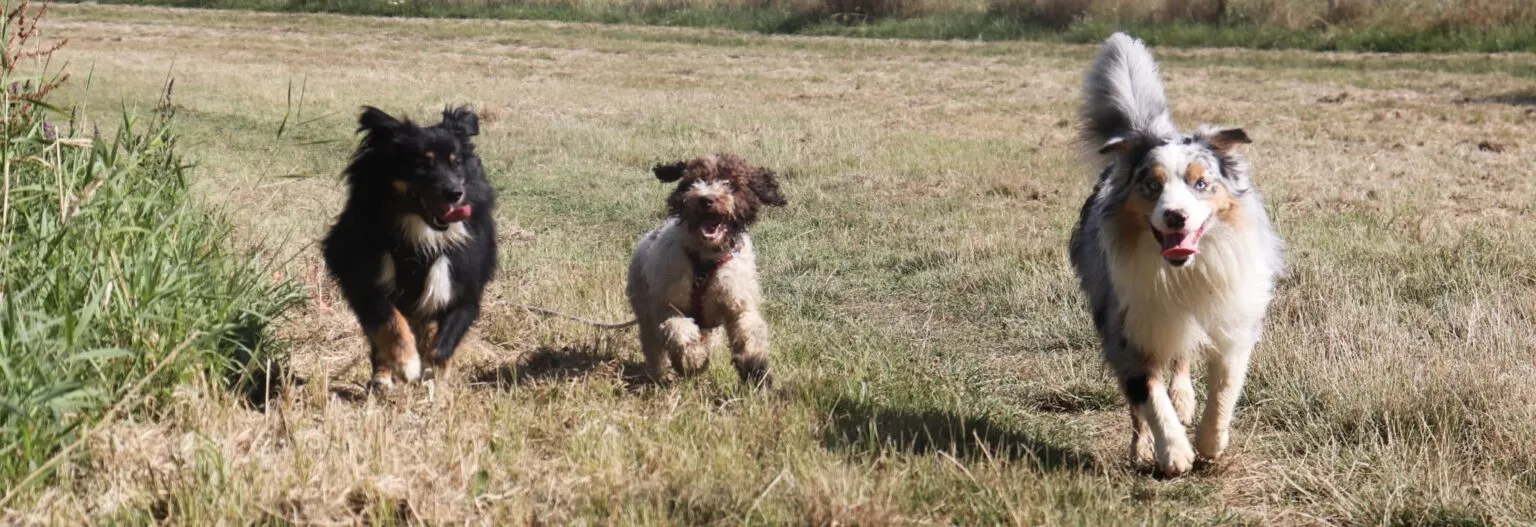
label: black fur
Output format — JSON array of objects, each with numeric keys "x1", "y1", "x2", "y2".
[
  {"x1": 322, "y1": 105, "x2": 497, "y2": 373},
  {"x1": 1122, "y1": 374, "x2": 1151, "y2": 405},
  {"x1": 652, "y1": 161, "x2": 687, "y2": 183}
]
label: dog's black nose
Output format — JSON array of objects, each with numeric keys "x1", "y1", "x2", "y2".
[
  {"x1": 697, "y1": 196, "x2": 714, "y2": 208},
  {"x1": 443, "y1": 188, "x2": 464, "y2": 203},
  {"x1": 1164, "y1": 210, "x2": 1187, "y2": 230}
]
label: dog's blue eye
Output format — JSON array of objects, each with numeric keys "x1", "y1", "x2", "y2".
[
  {"x1": 1143, "y1": 180, "x2": 1161, "y2": 194},
  {"x1": 1194, "y1": 179, "x2": 1209, "y2": 191}
]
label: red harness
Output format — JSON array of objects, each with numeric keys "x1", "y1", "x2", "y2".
[{"x1": 688, "y1": 251, "x2": 733, "y2": 326}]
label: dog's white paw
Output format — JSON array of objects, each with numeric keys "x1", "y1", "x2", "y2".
[
  {"x1": 368, "y1": 374, "x2": 395, "y2": 393},
  {"x1": 398, "y1": 356, "x2": 423, "y2": 383},
  {"x1": 1155, "y1": 441, "x2": 1195, "y2": 477},
  {"x1": 1195, "y1": 424, "x2": 1229, "y2": 460}
]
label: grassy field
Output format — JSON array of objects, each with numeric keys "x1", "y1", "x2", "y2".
[
  {"x1": 8, "y1": 4, "x2": 1536, "y2": 524},
  {"x1": 67, "y1": 0, "x2": 1536, "y2": 52}
]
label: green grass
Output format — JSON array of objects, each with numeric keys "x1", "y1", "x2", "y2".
[
  {"x1": 64, "y1": 0, "x2": 1536, "y2": 52},
  {"x1": 0, "y1": 76, "x2": 303, "y2": 495}
]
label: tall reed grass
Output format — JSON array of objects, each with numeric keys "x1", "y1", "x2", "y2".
[{"x1": 0, "y1": 0, "x2": 302, "y2": 499}]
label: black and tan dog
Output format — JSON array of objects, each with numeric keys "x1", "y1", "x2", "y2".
[{"x1": 323, "y1": 106, "x2": 497, "y2": 391}]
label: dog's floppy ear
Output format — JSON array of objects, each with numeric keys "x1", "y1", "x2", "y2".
[
  {"x1": 653, "y1": 161, "x2": 688, "y2": 183},
  {"x1": 358, "y1": 106, "x2": 403, "y2": 134},
  {"x1": 441, "y1": 105, "x2": 479, "y2": 138},
  {"x1": 750, "y1": 168, "x2": 788, "y2": 207},
  {"x1": 1196, "y1": 125, "x2": 1254, "y2": 193},
  {"x1": 1203, "y1": 127, "x2": 1251, "y2": 154}
]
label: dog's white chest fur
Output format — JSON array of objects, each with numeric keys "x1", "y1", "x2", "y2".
[
  {"x1": 1109, "y1": 223, "x2": 1277, "y2": 357},
  {"x1": 631, "y1": 218, "x2": 761, "y2": 320},
  {"x1": 399, "y1": 214, "x2": 471, "y2": 254},
  {"x1": 371, "y1": 214, "x2": 472, "y2": 316},
  {"x1": 376, "y1": 252, "x2": 456, "y2": 316},
  {"x1": 415, "y1": 257, "x2": 455, "y2": 315}
]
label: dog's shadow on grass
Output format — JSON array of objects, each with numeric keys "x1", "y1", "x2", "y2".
[
  {"x1": 1464, "y1": 89, "x2": 1536, "y2": 106},
  {"x1": 820, "y1": 399, "x2": 1098, "y2": 473},
  {"x1": 468, "y1": 344, "x2": 651, "y2": 390},
  {"x1": 222, "y1": 320, "x2": 305, "y2": 412}
]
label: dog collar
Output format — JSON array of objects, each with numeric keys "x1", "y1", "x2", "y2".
[{"x1": 687, "y1": 248, "x2": 735, "y2": 324}]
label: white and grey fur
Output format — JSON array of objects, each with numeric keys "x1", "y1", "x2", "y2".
[{"x1": 1068, "y1": 33, "x2": 1283, "y2": 476}]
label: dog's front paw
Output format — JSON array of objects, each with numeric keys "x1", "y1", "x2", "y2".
[
  {"x1": 398, "y1": 356, "x2": 422, "y2": 383},
  {"x1": 1195, "y1": 423, "x2": 1229, "y2": 460},
  {"x1": 732, "y1": 355, "x2": 772, "y2": 388},
  {"x1": 674, "y1": 346, "x2": 711, "y2": 377},
  {"x1": 1155, "y1": 441, "x2": 1195, "y2": 477},
  {"x1": 660, "y1": 318, "x2": 701, "y2": 348},
  {"x1": 367, "y1": 374, "x2": 395, "y2": 393}
]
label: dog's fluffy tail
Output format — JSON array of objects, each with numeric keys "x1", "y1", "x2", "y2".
[{"x1": 1080, "y1": 33, "x2": 1176, "y2": 154}]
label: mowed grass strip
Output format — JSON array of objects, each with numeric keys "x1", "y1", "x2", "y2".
[{"x1": 11, "y1": 5, "x2": 1536, "y2": 524}]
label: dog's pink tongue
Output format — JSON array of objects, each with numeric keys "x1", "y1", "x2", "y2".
[
  {"x1": 1159, "y1": 231, "x2": 1201, "y2": 258},
  {"x1": 439, "y1": 204, "x2": 472, "y2": 223}
]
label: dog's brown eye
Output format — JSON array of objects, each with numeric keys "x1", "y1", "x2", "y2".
[{"x1": 1142, "y1": 179, "x2": 1162, "y2": 195}]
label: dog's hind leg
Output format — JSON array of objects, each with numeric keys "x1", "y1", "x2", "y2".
[
  {"x1": 1196, "y1": 330, "x2": 1257, "y2": 460},
  {"x1": 366, "y1": 308, "x2": 420, "y2": 390},
  {"x1": 1169, "y1": 357, "x2": 1196, "y2": 426},
  {"x1": 727, "y1": 310, "x2": 772, "y2": 387},
  {"x1": 1128, "y1": 405, "x2": 1151, "y2": 464},
  {"x1": 637, "y1": 317, "x2": 670, "y2": 381},
  {"x1": 412, "y1": 319, "x2": 438, "y2": 376}
]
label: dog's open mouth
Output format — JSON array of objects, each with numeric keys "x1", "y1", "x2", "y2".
[
  {"x1": 698, "y1": 218, "x2": 728, "y2": 244},
  {"x1": 421, "y1": 199, "x2": 472, "y2": 230},
  {"x1": 1151, "y1": 221, "x2": 1208, "y2": 267}
]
